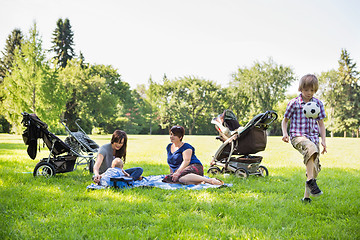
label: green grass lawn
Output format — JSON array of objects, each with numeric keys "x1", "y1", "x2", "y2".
[{"x1": 0, "y1": 134, "x2": 359, "y2": 239}]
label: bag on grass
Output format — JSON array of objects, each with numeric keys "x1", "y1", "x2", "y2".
[{"x1": 110, "y1": 177, "x2": 134, "y2": 189}]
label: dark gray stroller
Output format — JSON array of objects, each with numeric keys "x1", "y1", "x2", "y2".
[
  {"x1": 21, "y1": 112, "x2": 98, "y2": 177},
  {"x1": 208, "y1": 110, "x2": 277, "y2": 178},
  {"x1": 61, "y1": 119, "x2": 99, "y2": 172}
]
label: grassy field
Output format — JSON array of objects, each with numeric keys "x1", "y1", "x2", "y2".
[{"x1": 0, "y1": 134, "x2": 359, "y2": 239}]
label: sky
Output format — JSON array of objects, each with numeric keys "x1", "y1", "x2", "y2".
[{"x1": 1, "y1": 0, "x2": 360, "y2": 93}]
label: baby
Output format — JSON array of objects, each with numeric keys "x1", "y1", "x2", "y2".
[{"x1": 97, "y1": 158, "x2": 130, "y2": 187}]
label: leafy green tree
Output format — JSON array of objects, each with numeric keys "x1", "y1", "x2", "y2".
[
  {"x1": 88, "y1": 64, "x2": 134, "y2": 133},
  {"x1": 58, "y1": 60, "x2": 105, "y2": 132},
  {"x1": 51, "y1": 18, "x2": 75, "y2": 68},
  {"x1": 59, "y1": 62, "x2": 138, "y2": 134},
  {"x1": 150, "y1": 75, "x2": 175, "y2": 131},
  {"x1": 144, "y1": 76, "x2": 159, "y2": 134},
  {"x1": 0, "y1": 29, "x2": 23, "y2": 132},
  {"x1": 230, "y1": 58, "x2": 295, "y2": 123},
  {"x1": 78, "y1": 51, "x2": 88, "y2": 69},
  {"x1": 2, "y1": 23, "x2": 53, "y2": 133},
  {"x1": 0, "y1": 29, "x2": 23, "y2": 83},
  {"x1": 135, "y1": 81, "x2": 160, "y2": 134},
  {"x1": 333, "y1": 49, "x2": 359, "y2": 137},
  {"x1": 121, "y1": 89, "x2": 153, "y2": 134},
  {"x1": 151, "y1": 76, "x2": 221, "y2": 134},
  {"x1": 224, "y1": 86, "x2": 252, "y2": 126},
  {"x1": 273, "y1": 93, "x2": 297, "y2": 136},
  {"x1": 177, "y1": 76, "x2": 222, "y2": 134},
  {"x1": 318, "y1": 69, "x2": 339, "y2": 137}
]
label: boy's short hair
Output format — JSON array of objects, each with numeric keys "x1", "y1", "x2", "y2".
[
  {"x1": 298, "y1": 74, "x2": 319, "y2": 92},
  {"x1": 112, "y1": 158, "x2": 124, "y2": 168}
]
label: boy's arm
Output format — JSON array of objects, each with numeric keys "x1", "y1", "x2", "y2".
[
  {"x1": 281, "y1": 117, "x2": 290, "y2": 142},
  {"x1": 318, "y1": 119, "x2": 327, "y2": 154}
]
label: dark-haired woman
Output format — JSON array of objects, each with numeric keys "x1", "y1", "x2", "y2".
[
  {"x1": 163, "y1": 125, "x2": 223, "y2": 185},
  {"x1": 93, "y1": 130, "x2": 143, "y2": 183}
]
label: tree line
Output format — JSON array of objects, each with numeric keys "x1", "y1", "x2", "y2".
[{"x1": 0, "y1": 19, "x2": 359, "y2": 137}]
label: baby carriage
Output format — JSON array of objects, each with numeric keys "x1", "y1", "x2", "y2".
[
  {"x1": 21, "y1": 112, "x2": 98, "y2": 177},
  {"x1": 61, "y1": 119, "x2": 99, "y2": 172},
  {"x1": 208, "y1": 109, "x2": 277, "y2": 178}
]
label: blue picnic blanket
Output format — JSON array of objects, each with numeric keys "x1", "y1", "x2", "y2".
[{"x1": 87, "y1": 175, "x2": 232, "y2": 190}]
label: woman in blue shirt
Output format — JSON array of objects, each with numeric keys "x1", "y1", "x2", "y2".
[{"x1": 163, "y1": 125, "x2": 223, "y2": 185}]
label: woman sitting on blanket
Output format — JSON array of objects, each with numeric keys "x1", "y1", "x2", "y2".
[
  {"x1": 93, "y1": 130, "x2": 143, "y2": 184},
  {"x1": 162, "y1": 125, "x2": 224, "y2": 185}
]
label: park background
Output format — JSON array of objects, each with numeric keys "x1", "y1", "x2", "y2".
[
  {"x1": 0, "y1": 1, "x2": 360, "y2": 239},
  {"x1": 0, "y1": 0, "x2": 359, "y2": 137}
]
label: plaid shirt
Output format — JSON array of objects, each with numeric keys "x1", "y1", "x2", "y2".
[{"x1": 284, "y1": 94, "x2": 326, "y2": 144}]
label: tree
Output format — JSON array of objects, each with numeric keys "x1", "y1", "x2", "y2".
[
  {"x1": 151, "y1": 76, "x2": 222, "y2": 135},
  {"x1": 224, "y1": 85, "x2": 252, "y2": 126},
  {"x1": 0, "y1": 29, "x2": 23, "y2": 83},
  {"x1": 318, "y1": 70, "x2": 339, "y2": 137},
  {"x1": 88, "y1": 64, "x2": 135, "y2": 133},
  {"x1": 122, "y1": 89, "x2": 153, "y2": 134},
  {"x1": 58, "y1": 59, "x2": 101, "y2": 132},
  {"x1": 144, "y1": 76, "x2": 157, "y2": 134},
  {"x1": 135, "y1": 79, "x2": 161, "y2": 134},
  {"x1": 333, "y1": 49, "x2": 360, "y2": 137},
  {"x1": 58, "y1": 62, "x2": 137, "y2": 134},
  {"x1": 0, "y1": 29, "x2": 23, "y2": 132},
  {"x1": 51, "y1": 18, "x2": 75, "y2": 68},
  {"x1": 2, "y1": 23, "x2": 51, "y2": 133},
  {"x1": 230, "y1": 58, "x2": 295, "y2": 123}
]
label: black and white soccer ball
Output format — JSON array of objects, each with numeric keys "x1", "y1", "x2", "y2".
[{"x1": 303, "y1": 102, "x2": 320, "y2": 119}]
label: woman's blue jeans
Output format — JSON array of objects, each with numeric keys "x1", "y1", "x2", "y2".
[{"x1": 124, "y1": 167, "x2": 143, "y2": 180}]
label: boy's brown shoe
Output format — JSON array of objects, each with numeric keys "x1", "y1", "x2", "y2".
[
  {"x1": 306, "y1": 179, "x2": 323, "y2": 197},
  {"x1": 301, "y1": 197, "x2": 312, "y2": 203}
]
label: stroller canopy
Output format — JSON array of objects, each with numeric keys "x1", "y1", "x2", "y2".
[{"x1": 22, "y1": 112, "x2": 71, "y2": 159}]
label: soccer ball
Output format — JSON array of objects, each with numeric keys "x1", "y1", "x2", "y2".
[{"x1": 303, "y1": 102, "x2": 320, "y2": 119}]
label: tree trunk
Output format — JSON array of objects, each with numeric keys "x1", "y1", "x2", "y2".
[{"x1": 32, "y1": 86, "x2": 36, "y2": 113}]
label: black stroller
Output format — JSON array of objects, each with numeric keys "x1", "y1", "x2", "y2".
[
  {"x1": 21, "y1": 112, "x2": 98, "y2": 177},
  {"x1": 61, "y1": 119, "x2": 99, "y2": 170},
  {"x1": 208, "y1": 110, "x2": 277, "y2": 178}
]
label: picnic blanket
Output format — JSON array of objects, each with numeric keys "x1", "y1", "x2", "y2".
[{"x1": 86, "y1": 175, "x2": 232, "y2": 190}]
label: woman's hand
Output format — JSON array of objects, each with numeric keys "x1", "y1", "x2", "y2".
[
  {"x1": 93, "y1": 153, "x2": 104, "y2": 183},
  {"x1": 172, "y1": 172, "x2": 181, "y2": 182},
  {"x1": 172, "y1": 149, "x2": 192, "y2": 181},
  {"x1": 93, "y1": 174, "x2": 101, "y2": 183}
]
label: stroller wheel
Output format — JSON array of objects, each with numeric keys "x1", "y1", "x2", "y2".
[
  {"x1": 234, "y1": 168, "x2": 249, "y2": 178},
  {"x1": 33, "y1": 162, "x2": 56, "y2": 178},
  {"x1": 88, "y1": 159, "x2": 95, "y2": 174},
  {"x1": 207, "y1": 166, "x2": 222, "y2": 175},
  {"x1": 257, "y1": 165, "x2": 269, "y2": 177}
]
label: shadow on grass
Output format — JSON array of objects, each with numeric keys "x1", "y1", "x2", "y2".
[
  {"x1": 1, "y1": 161, "x2": 359, "y2": 239},
  {"x1": 0, "y1": 143, "x2": 27, "y2": 154}
]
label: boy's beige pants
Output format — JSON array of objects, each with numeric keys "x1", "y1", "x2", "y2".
[{"x1": 291, "y1": 136, "x2": 321, "y2": 178}]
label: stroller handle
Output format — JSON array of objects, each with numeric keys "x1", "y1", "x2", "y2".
[
  {"x1": 262, "y1": 110, "x2": 278, "y2": 125},
  {"x1": 74, "y1": 119, "x2": 87, "y2": 135}
]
